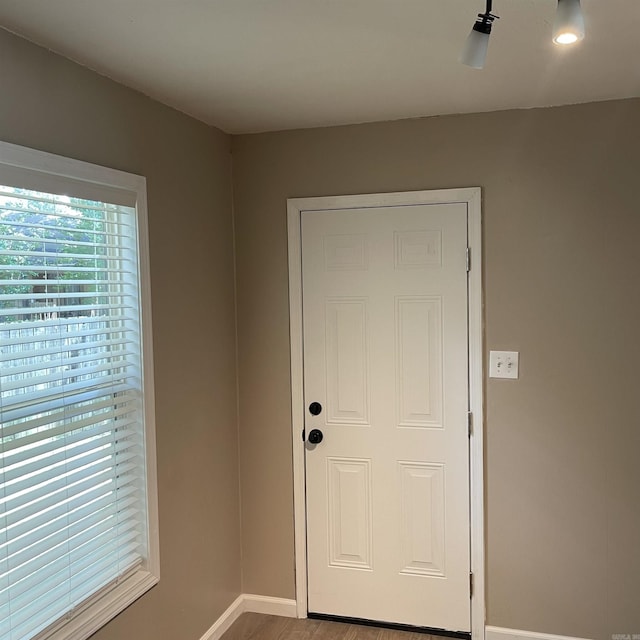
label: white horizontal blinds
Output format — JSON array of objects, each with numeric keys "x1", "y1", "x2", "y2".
[
  {"x1": 0, "y1": 165, "x2": 137, "y2": 209},
  {"x1": 0, "y1": 185, "x2": 147, "y2": 640}
]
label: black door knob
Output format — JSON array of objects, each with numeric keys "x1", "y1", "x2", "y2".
[
  {"x1": 308, "y1": 429, "x2": 324, "y2": 445},
  {"x1": 309, "y1": 402, "x2": 322, "y2": 416}
]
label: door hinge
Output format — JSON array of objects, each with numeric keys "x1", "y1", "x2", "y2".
[
  {"x1": 470, "y1": 572, "x2": 474, "y2": 598},
  {"x1": 467, "y1": 411, "x2": 473, "y2": 437},
  {"x1": 466, "y1": 247, "x2": 471, "y2": 272}
]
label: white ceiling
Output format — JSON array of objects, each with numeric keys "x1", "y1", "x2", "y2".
[{"x1": 1, "y1": 0, "x2": 638, "y2": 134}]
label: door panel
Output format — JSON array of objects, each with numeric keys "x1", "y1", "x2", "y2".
[
  {"x1": 398, "y1": 461, "x2": 445, "y2": 577},
  {"x1": 325, "y1": 299, "x2": 369, "y2": 424},
  {"x1": 327, "y1": 457, "x2": 373, "y2": 569},
  {"x1": 302, "y1": 203, "x2": 470, "y2": 632},
  {"x1": 396, "y1": 296, "x2": 442, "y2": 427}
]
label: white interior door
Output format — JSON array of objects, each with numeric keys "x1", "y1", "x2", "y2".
[{"x1": 302, "y1": 202, "x2": 470, "y2": 633}]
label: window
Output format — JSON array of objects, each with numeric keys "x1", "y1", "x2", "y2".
[{"x1": 0, "y1": 142, "x2": 159, "y2": 640}]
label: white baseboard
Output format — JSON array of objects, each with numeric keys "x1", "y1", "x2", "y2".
[
  {"x1": 486, "y1": 626, "x2": 593, "y2": 640},
  {"x1": 199, "y1": 594, "x2": 298, "y2": 640},
  {"x1": 200, "y1": 595, "x2": 245, "y2": 640},
  {"x1": 243, "y1": 594, "x2": 297, "y2": 618}
]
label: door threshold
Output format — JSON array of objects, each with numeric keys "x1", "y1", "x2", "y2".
[{"x1": 307, "y1": 612, "x2": 471, "y2": 639}]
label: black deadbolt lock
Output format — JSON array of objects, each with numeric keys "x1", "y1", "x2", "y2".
[
  {"x1": 309, "y1": 402, "x2": 322, "y2": 416},
  {"x1": 308, "y1": 429, "x2": 324, "y2": 445}
]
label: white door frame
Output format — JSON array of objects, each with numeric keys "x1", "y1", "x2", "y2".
[{"x1": 287, "y1": 188, "x2": 485, "y2": 639}]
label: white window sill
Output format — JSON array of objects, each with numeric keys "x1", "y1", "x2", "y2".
[{"x1": 39, "y1": 570, "x2": 159, "y2": 640}]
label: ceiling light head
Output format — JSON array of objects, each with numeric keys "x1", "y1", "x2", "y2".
[
  {"x1": 460, "y1": 1, "x2": 499, "y2": 70},
  {"x1": 553, "y1": 0, "x2": 585, "y2": 45}
]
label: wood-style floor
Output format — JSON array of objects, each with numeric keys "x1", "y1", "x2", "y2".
[{"x1": 222, "y1": 613, "x2": 442, "y2": 640}]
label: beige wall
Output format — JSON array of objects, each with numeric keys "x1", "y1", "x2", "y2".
[
  {"x1": 232, "y1": 99, "x2": 640, "y2": 640},
  {"x1": 0, "y1": 29, "x2": 241, "y2": 640}
]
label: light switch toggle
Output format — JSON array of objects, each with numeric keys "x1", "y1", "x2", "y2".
[{"x1": 489, "y1": 351, "x2": 519, "y2": 379}]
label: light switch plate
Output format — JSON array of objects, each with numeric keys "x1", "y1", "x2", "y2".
[{"x1": 489, "y1": 351, "x2": 519, "y2": 379}]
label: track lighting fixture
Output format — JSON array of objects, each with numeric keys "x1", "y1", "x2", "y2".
[
  {"x1": 553, "y1": 0, "x2": 585, "y2": 45},
  {"x1": 460, "y1": 0, "x2": 585, "y2": 69},
  {"x1": 459, "y1": 0, "x2": 499, "y2": 70}
]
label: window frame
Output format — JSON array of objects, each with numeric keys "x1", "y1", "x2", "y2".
[{"x1": 0, "y1": 140, "x2": 160, "y2": 640}]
